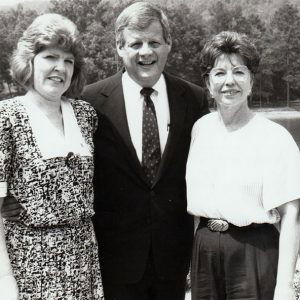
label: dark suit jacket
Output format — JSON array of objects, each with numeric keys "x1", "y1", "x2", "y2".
[{"x1": 82, "y1": 71, "x2": 209, "y2": 284}]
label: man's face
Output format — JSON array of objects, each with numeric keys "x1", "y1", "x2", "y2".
[{"x1": 117, "y1": 20, "x2": 171, "y2": 87}]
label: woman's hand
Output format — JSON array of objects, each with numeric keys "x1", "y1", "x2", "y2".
[
  {"x1": 275, "y1": 199, "x2": 300, "y2": 300},
  {"x1": 0, "y1": 274, "x2": 19, "y2": 300},
  {"x1": 0, "y1": 198, "x2": 19, "y2": 299}
]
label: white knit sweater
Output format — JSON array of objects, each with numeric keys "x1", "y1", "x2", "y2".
[{"x1": 186, "y1": 112, "x2": 300, "y2": 226}]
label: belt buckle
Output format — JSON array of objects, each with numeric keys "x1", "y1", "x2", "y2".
[{"x1": 207, "y1": 219, "x2": 229, "y2": 232}]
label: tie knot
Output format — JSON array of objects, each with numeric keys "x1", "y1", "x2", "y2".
[{"x1": 140, "y1": 87, "x2": 154, "y2": 97}]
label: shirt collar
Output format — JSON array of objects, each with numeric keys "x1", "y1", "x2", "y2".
[
  {"x1": 122, "y1": 71, "x2": 166, "y2": 97},
  {"x1": 152, "y1": 74, "x2": 166, "y2": 96}
]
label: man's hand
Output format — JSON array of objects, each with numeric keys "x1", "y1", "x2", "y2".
[{"x1": 1, "y1": 196, "x2": 22, "y2": 221}]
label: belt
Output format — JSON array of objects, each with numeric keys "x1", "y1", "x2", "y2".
[{"x1": 199, "y1": 217, "x2": 267, "y2": 232}]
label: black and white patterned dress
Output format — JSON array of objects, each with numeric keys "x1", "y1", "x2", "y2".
[{"x1": 0, "y1": 96, "x2": 104, "y2": 299}]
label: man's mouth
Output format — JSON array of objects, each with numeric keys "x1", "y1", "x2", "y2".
[{"x1": 138, "y1": 61, "x2": 155, "y2": 66}]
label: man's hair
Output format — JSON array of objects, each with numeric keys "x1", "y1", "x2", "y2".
[
  {"x1": 200, "y1": 31, "x2": 260, "y2": 78},
  {"x1": 10, "y1": 13, "x2": 86, "y2": 98},
  {"x1": 115, "y1": 2, "x2": 171, "y2": 47}
]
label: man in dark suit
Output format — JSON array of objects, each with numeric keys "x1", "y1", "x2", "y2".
[
  {"x1": 82, "y1": 2, "x2": 209, "y2": 299},
  {"x1": 2, "y1": 2, "x2": 209, "y2": 299}
]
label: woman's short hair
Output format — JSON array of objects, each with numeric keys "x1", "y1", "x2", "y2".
[
  {"x1": 10, "y1": 13, "x2": 86, "y2": 98},
  {"x1": 200, "y1": 31, "x2": 260, "y2": 78},
  {"x1": 115, "y1": 2, "x2": 171, "y2": 47}
]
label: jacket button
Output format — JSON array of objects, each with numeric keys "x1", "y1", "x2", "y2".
[
  {"x1": 168, "y1": 199, "x2": 172, "y2": 202},
  {"x1": 150, "y1": 191, "x2": 156, "y2": 196}
]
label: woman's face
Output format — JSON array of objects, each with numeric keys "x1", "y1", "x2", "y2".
[
  {"x1": 32, "y1": 47, "x2": 75, "y2": 101},
  {"x1": 207, "y1": 53, "x2": 253, "y2": 109}
]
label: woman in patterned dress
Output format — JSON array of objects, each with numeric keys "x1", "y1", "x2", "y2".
[{"x1": 0, "y1": 13, "x2": 104, "y2": 299}]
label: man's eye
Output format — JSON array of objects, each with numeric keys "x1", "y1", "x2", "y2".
[
  {"x1": 150, "y1": 41, "x2": 160, "y2": 47},
  {"x1": 130, "y1": 43, "x2": 141, "y2": 49},
  {"x1": 45, "y1": 55, "x2": 55, "y2": 59},
  {"x1": 65, "y1": 59, "x2": 74, "y2": 64}
]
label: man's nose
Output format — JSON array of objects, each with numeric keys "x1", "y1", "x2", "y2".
[{"x1": 139, "y1": 43, "x2": 153, "y2": 56}]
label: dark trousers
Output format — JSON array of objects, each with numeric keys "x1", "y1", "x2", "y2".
[
  {"x1": 103, "y1": 251, "x2": 186, "y2": 300},
  {"x1": 191, "y1": 221, "x2": 279, "y2": 300}
]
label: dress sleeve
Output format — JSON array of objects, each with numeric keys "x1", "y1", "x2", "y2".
[
  {"x1": 263, "y1": 129, "x2": 300, "y2": 210},
  {"x1": 0, "y1": 105, "x2": 13, "y2": 197},
  {"x1": 78, "y1": 99, "x2": 98, "y2": 134},
  {"x1": 90, "y1": 105, "x2": 98, "y2": 134}
]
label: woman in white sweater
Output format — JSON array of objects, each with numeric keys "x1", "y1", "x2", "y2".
[{"x1": 186, "y1": 31, "x2": 300, "y2": 300}]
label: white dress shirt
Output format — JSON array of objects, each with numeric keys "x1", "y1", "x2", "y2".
[{"x1": 122, "y1": 72, "x2": 170, "y2": 163}]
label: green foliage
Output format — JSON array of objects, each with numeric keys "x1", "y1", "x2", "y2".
[
  {"x1": 1, "y1": 0, "x2": 300, "y2": 105},
  {"x1": 50, "y1": 0, "x2": 100, "y2": 32},
  {"x1": 164, "y1": 3, "x2": 206, "y2": 85},
  {"x1": 207, "y1": 2, "x2": 247, "y2": 34},
  {"x1": 263, "y1": 3, "x2": 300, "y2": 103},
  {"x1": 0, "y1": 5, "x2": 37, "y2": 96},
  {"x1": 49, "y1": 0, "x2": 132, "y2": 83}
]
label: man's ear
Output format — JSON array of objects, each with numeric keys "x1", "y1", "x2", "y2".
[
  {"x1": 166, "y1": 37, "x2": 172, "y2": 52},
  {"x1": 116, "y1": 42, "x2": 123, "y2": 58}
]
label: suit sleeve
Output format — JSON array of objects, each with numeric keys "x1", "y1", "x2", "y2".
[
  {"x1": 198, "y1": 90, "x2": 210, "y2": 118},
  {"x1": 188, "y1": 82, "x2": 210, "y2": 119}
]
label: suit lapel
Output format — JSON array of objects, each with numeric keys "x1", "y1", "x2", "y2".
[
  {"x1": 153, "y1": 73, "x2": 188, "y2": 186},
  {"x1": 100, "y1": 71, "x2": 188, "y2": 187},
  {"x1": 100, "y1": 72, "x2": 149, "y2": 184}
]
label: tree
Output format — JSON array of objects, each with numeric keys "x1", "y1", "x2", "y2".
[
  {"x1": 207, "y1": 2, "x2": 250, "y2": 34},
  {"x1": 50, "y1": 0, "x2": 101, "y2": 32},
  {"x1": 50, "y1": 0, "x2": 132, "y2": 83},
  {"x1": 0, "y1": 5, "x2": 37, "y2": 97},
  {"x1": 165, "y1": 3, "x2": 207, "y2": 85},
  {"x1": 264, "y1": 4, "x2": 300, "y2": 105}
]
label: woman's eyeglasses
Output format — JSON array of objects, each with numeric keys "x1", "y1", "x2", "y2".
[{"x1": 209, "y1": 65, "x2": 250, "y2": 83}]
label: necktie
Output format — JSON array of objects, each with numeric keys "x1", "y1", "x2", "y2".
[{"x1": 141, "y1": 87, "x2": 161, "y2": 185}]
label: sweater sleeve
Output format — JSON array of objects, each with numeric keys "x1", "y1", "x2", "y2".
[{"x1": 263, "y1": 128, "x2": 300, "y2": 210}]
